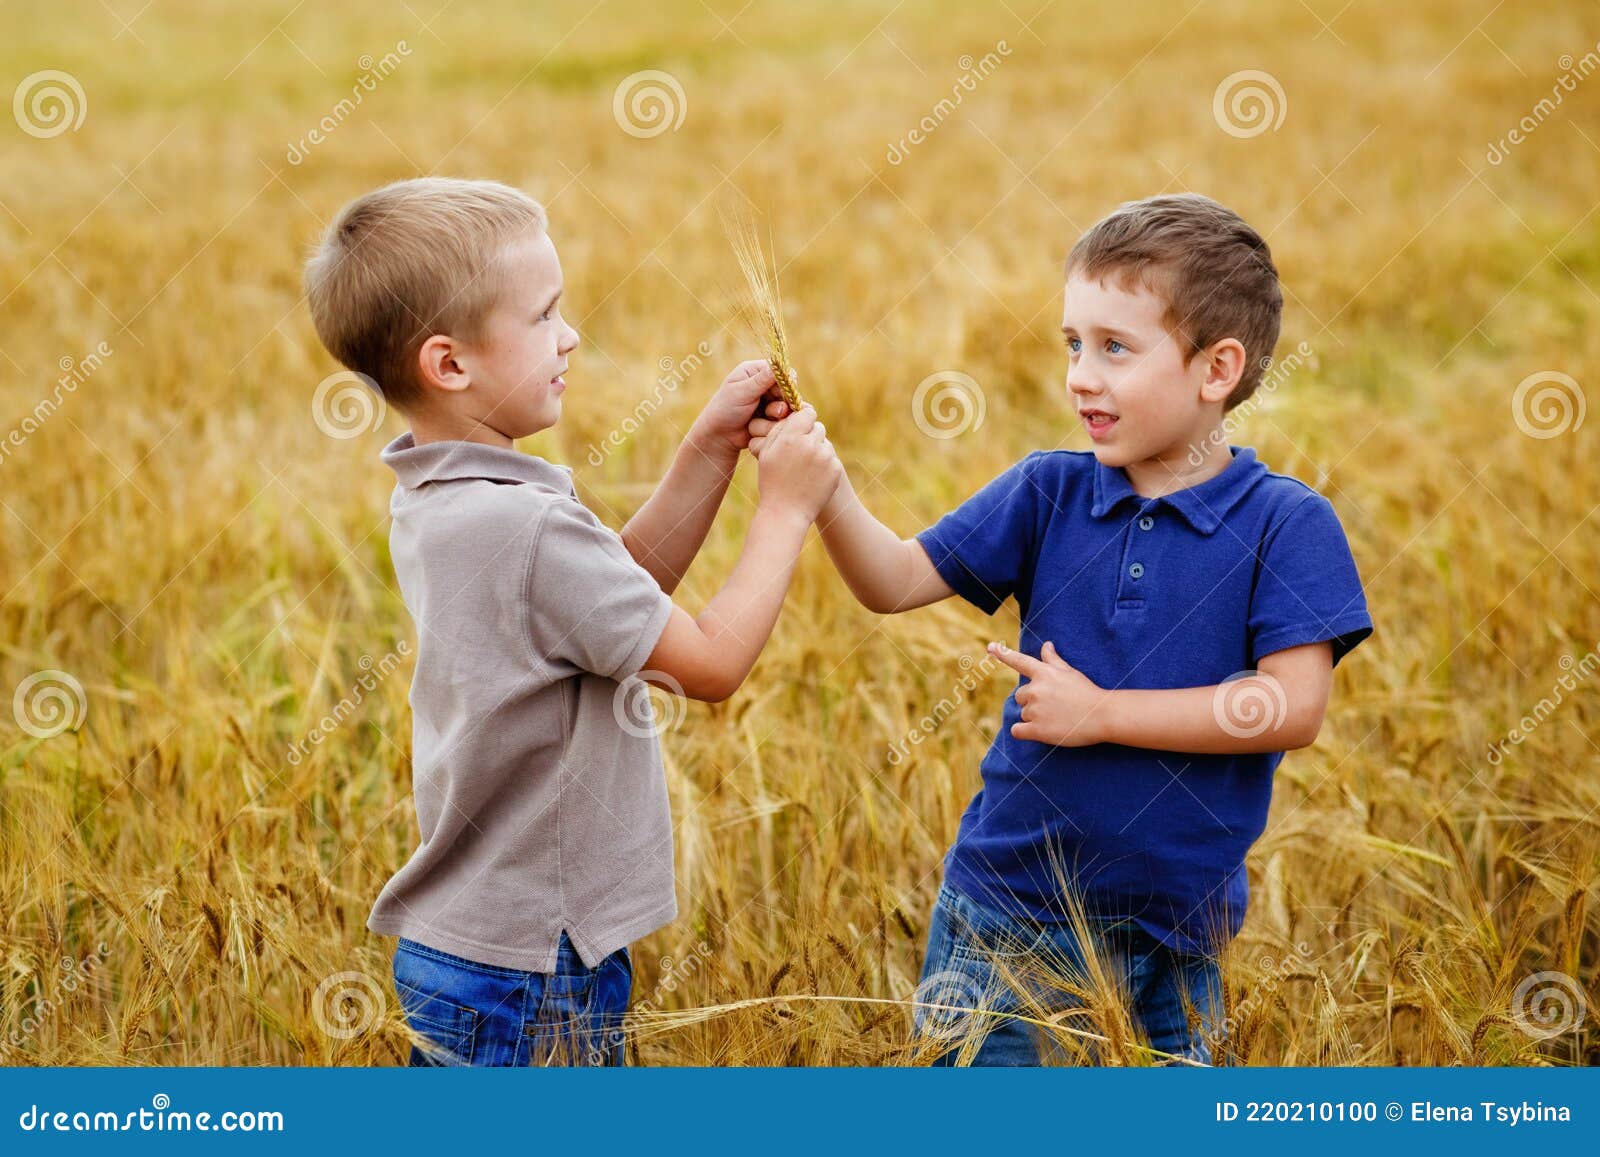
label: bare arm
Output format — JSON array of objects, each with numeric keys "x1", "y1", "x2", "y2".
[
  {"x1": 749, "y1": 403, "x2": 954, "y2": 614},
  {"x1": 995, "y1": 639, "x2": 1334, "y2": 753},
  {"x1": 620, "y1": 434, "x2": 737, "y2": 595},
  {"x1": 641, "y1": 407, "x2": 841, "y2": 702},
  {"x1": 620, "y1": 361, "x2": 776, "y2": 594}
]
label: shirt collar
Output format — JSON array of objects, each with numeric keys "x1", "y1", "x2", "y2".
[
  {"x1": 380, "y1": 431, "x2": 575, "y2": 495},
  {"x1": 1089, "y1": 444, "x2": 1265, "y2": 535}
]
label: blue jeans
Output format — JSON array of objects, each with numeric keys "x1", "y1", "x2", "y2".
[
  {"x1": 915, "y1": 882, "x2": 1221, "y2": 1066},
  {"x1": 392, "y1": 934, "x2": 632, "y2": 1066}
]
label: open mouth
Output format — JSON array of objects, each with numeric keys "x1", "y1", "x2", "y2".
[{"x1": 1081, "y1": 409, "x2": 1118, "y2": 438}]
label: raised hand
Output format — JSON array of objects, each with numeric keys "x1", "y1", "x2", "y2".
[
  {"x1": 689, "y1": 359, "x2": 779, "y2": 461},
  {"x1": 756, "y1": 404, "x2": 842, "y2": 523}
]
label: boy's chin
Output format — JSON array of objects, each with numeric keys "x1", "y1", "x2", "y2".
[
  {"x1": 1088, "y1": 442, "x2": 1133, "y2": 467},
  {"x1": 509, "y1": 405, "x2": 561, "y2": 440}
]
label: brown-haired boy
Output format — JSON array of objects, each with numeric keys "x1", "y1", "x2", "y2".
[{"x1": 749, "y1": 193, "x2": 1373, "y2": 1064}]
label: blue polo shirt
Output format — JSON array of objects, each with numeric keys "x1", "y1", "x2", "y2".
[{"x1": 916, "y1": 444, "x2": 1373, "y2": 956}]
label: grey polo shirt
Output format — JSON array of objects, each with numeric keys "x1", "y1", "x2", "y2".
[{"x1": 369, "y1": 432, "x2": 677, "y2": 971}]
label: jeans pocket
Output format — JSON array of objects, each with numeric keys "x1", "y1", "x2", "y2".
[{"x1": 393, "y1": 945, "x2": 480, "y2": 1066}]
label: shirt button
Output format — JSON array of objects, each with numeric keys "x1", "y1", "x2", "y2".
[
  {"x1": 1129, "y1": 562, "x2": 1145, "y2": 579},
  {"x1": 1138, "y1": 515, "x2": 1155, "y2": 530}
]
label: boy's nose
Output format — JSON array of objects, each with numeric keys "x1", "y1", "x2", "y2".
[
  {"x1": 1068, "y1": 369, "x2": 1103, "y2": 397},
  {"x1": 559, "y1": 325, "x2": 580, "y2": 354}
]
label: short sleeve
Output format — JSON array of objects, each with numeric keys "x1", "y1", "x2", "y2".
[
  {"x1": 1249, "y1": 493, "x2": 1373, "y2": 668},
  {"x1": 525, "y1": 499, "x2": 675, "y2": 680},
  {"x1": 915, "y1": 452, "x2": 1044, "y2": 614}
]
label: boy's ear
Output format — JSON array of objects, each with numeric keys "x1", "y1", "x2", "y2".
[
  {"x1": 1198, "y1": 337, "x2": 1247, "y2": 405},
  {"x1": 417, "y1": 333, "x2": 471, "y2": 394}
]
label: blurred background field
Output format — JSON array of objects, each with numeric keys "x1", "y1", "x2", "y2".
[{"x1": 0, "y1": 0, "x2": 1596, "y2": 1064}]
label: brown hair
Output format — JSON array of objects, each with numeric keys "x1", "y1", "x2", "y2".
[
  {"x1": 1065, "y1": 193, "x2": 1281, "y2": 410},
  {"x1": 303, "y1": 177, "x2": 547, "y2": 408}
]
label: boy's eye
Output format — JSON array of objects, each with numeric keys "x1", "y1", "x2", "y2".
[
  {"x1": 540, "y1": 305, "x2": 555, "y2": 322},
  {"x1": 1065, "y1": 337, "x2": 1081, "y2": 354},
  {"x1": 1107, "y1": 339, "x2": 1126, "y2": 354}
]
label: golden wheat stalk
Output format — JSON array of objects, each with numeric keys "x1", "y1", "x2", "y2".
[{"x1": 723, "y1": 205, "x2": 805, "y2": 413}]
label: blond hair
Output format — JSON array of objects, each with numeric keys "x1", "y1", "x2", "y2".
[
  {"x1": 1065, "y1": 193, "x2": 1282, "y2": 410},
  {"x1": 304, "y1": 177, "x2": 547, "y2": 407}
]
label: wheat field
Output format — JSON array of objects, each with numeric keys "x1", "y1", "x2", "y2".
[{"x1": 1, "y1": 0, "x2": 1596, "y2": 1066}]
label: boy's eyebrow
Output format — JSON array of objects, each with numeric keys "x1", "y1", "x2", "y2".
[
  {"x1": 1061, "y1": 321, "x2": 1138, "y2": 341},
  {"x1": 537, "y1": 287, "x2": 562, "y2": 313}
]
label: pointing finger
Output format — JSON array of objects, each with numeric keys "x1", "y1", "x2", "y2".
[{"x1": 988, "y1": 642, "x2": 1048, "y2": 680}]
